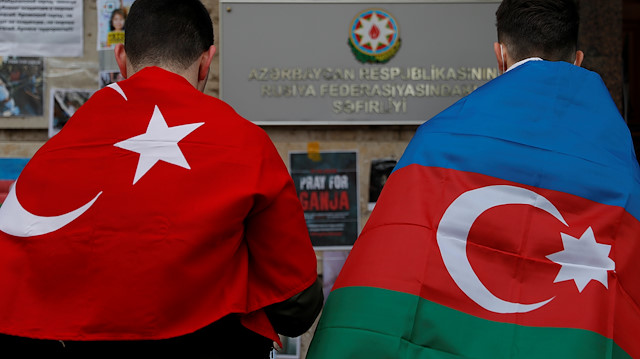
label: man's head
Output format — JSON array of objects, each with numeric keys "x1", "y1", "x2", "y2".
[
  {"x1": 114, "y1": 0, "x2": 216, "y2": 90},
  {"x1": 494, "y1": 0, "x2": 583, "y2": 71}
]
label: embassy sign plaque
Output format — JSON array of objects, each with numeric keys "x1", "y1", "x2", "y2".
[{"x1": 219, "y1": 0, "x2": 501, "y2": 125}]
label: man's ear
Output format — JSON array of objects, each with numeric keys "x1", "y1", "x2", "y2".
[
  {"x1": 114, "y1": 44, "x2": 128, "y2": 78},
  {"x1": 493, "y1": 42, "x2": 506, "y2": 74},
  {"x1": 198, "y1": 45, "x2": 217, "y2": 83},
  {"x1": 574, "y1": 50, "x2": 584, "y2": 67}
]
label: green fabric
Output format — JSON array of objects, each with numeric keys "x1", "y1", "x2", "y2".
[{"x1": 307, "y1": 286, "x2": 631, "y2": 359}]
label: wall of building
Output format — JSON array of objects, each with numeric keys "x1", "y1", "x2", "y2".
[{"x1": 0, "y1": 0, "x2": 626, "y2": 357}]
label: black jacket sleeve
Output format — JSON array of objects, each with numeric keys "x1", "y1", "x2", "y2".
[{"x1": 264, "y1": 277, "x2": 324, "y2": 337}]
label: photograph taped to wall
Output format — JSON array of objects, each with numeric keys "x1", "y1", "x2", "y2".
[
  {"x1": 49, "y1": 88, "x2": 95, "y2": 138},
  {"x1": 0, "y1": 57, "x2": 44, "y2": 118},
  {"x1": 368, "y1": 158, "x2": 397, "y2": 211},
  {"x1": 97, "y1": 0, "x2": 135, "y2": 50},
  {"x1": 99, "y1": 70, "x2": 125, "y2": 89}
]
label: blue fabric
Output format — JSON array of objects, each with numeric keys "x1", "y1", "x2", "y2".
[
  {"x1": 395, "y1": 61, "x2": 640, "y2": 220},
  {"x1": 0, "y1": 158, "x2": 29, "y2": 180}
]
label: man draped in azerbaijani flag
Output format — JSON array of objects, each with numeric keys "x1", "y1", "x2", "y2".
[
  {"x1": 308, "y1": 0, "x2": 640, "y2": 358},
  {"x1": 0, "y1": 1, "x2": 322, "y2": 358}
]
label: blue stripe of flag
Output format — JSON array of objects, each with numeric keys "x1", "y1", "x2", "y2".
[
  {"x1": 395, "y1": 130, "x2": 640, "y2": 222},
  {"x1": 394, "y1": 61, "x2": 640, "y2": 221}
]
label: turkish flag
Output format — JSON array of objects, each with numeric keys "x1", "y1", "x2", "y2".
[{"x1": 0, "y1": 67, "x2": 317, "y2": 342}]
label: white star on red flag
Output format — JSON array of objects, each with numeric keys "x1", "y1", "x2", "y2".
[
  {"x1": 114, "y1": 105, "x2": 204, "y2": 184},
  {"x1": 546, "y1": 227, "x2": 615, "y2": 292}
]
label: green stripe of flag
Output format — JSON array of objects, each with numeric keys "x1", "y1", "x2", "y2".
[{"x1": 307, "y1": 286, "x2": 630, "y2": 359}]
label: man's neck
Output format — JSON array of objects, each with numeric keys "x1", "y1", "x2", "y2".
[
  {"x1": 130, "y1": 63, "x2": 201, "y2": 90},
  {"x1": 506, "y1": 57, "x2": 543, "y2": 72}
]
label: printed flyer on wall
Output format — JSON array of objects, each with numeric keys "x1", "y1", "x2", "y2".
[
  {"x1": 290, "y1": 151, "x2": 358, "y2": 250},
  {"x1": 0, "y1": 0, "x2": 83, "y2": 57}
]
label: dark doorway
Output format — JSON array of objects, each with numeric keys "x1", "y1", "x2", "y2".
[{"x1": 624, "y1": 0, "x2": 640, "y2": 157}]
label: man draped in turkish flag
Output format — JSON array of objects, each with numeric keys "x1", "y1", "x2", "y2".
[{"x1": 0, "y1": 1, "x2": 322, "y2": 357}]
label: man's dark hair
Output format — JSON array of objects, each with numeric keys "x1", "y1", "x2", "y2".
[
  {"x1": 124, "y1": 0, "x2": 214, "y2": 70},
  {"x1": 496, "y1": 0, "x2": 579, "y2": 62}
]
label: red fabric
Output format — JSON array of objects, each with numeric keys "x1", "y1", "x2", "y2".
[
  {"x1": 334, "y1": 165, "x2": 640, "y2": 358},
  {"x1": 0, "y1": 180, "x2": 12, "y2": 205},
  {"x1": 0, "y1": 180, "x2": 12, "y2": 193},
  {"x1": 0, "y1": 67, "x2": 317, "y2": 341},
  {"x1": 240, "y1": 309, "x2": 281, "y2": 347}
]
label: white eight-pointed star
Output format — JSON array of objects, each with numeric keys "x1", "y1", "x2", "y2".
[
  {"x1": 354, "y1": 12, "x2": 396, "y2": 52},
  {"x1": 546, "y1": 227, "x2": 615, "y2": 293},
  {"x1": 114, "y1": 105, "x2": 204, "y2": 184}
]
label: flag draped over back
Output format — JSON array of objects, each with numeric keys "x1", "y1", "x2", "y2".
[
  {"x1": 307, "y1": 61, "x2": 640, "y2": 358},
  {"x1": 0, "y1": 67, "x2": 317, "y2": 341}
]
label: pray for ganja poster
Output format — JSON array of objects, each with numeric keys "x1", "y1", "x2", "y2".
[{"x1": 290, "y1": 151, "x2": 359, "y2": 250}]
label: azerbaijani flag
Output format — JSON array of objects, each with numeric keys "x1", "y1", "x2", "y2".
[{"x1": 307, "y1": 61, "x2": 640, "y2": 358}]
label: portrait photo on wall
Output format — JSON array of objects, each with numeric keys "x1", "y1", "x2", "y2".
[
  {"x1": 97, "y1": 0, "x2": 134, "y2": 50},
  {"x1": 49, "y1": 88, "x2": 95, "y2": 138},
  {"x1": 0, "y1": 56, "x2": 44, "y2": 118}
]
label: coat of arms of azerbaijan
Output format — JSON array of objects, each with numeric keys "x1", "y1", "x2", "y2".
[{"x1": 349, "y1": 9, "x2": 401, "y2": 64}]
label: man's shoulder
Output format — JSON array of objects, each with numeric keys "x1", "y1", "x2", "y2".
[
  {"x1": 178, "y1": 92, "x2": 275, "y2": 151},
  {"x1": 198, "y1": 95, "x2": 269, "y2": 138}
]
